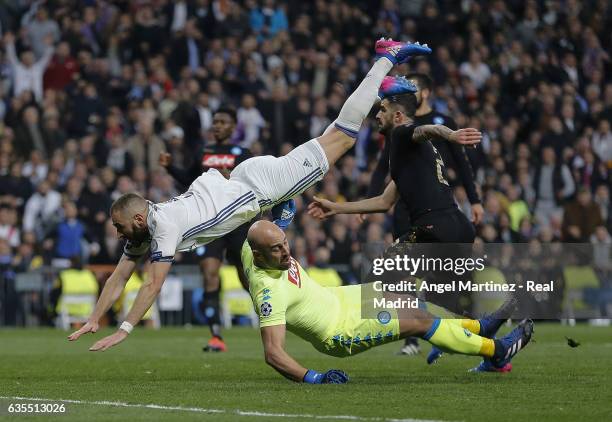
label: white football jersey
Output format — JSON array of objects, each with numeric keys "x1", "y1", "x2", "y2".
[{"x1": 124, "y1": 169, "x2": 260, "y2": 263}]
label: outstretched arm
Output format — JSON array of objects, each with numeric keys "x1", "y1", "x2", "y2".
[
  {"x1": 261, "y1": 325, "x2": 348, "y2": 384},
  {"x1": 308, "y1": 181, "x2": 399, "y2": 219},
  {"x1": 35, "y1": 36, "x2": 55, "y2": 70},
  {"x1": 123, "y1": 261, "x2": 171, "y2": 326},
  {"x1": 87, "y1": 261, "x2": 172, "y2": 352},
  {"x1": 261, "y1": 325, "x2": 308, "y2": 382},
  {"x1": 413, "y1": 125, "x2": 482, "y2": 146},
  {"x1": 4, "y1": 33, "x2": 20, "y2": 68},
  {"x1": 68, "y1": 255, "x2": 138, "y2": 341}
]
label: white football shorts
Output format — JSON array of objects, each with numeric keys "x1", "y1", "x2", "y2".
[{"x1": 230, "y1": 139, "x2": 329, "y2": 210}]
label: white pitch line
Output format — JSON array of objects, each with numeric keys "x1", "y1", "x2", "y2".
[{"x1": 0, "y1": 396, "x2": 450, "y2": 422}]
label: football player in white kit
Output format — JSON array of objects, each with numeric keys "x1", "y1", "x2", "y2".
[{"x1": 67, "y1": 39, "x2": 432, "y2": 352}]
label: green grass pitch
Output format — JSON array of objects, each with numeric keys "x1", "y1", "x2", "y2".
[{"x1": 1, "y1": 324, "x2": 611, "y2": 421}]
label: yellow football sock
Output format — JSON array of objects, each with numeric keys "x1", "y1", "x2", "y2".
[
  {"x1": 422, "y1": 303, "x2": 481, "y2": 334},
  {"x1": 451, "y1": 319, "x2": 481, "y2": 335},
  {"x1": 424, "y1": 319, "x2": 494, "y2": 357}
]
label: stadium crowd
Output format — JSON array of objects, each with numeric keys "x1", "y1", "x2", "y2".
[{"x1": 0, "y1": 0, "x2": 610, "y2": 288}]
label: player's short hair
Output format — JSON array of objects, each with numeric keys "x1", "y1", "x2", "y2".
[
  {"x1": 110, "y1": 193, "x2": 147, "y2": 216},
  {"x1": 386, "y1": 93, "x2": 418, "y2": 118},
  {"x1": 405, "y1": 72, "x2": 433, "y2": 92},
  {"x1": 214, "y1": 106, "x2": 237, "y2": 122}
]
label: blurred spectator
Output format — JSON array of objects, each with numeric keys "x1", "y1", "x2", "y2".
[
  {"x1": 249, "y1": 0, "x2": 288, "y2": 41},
  {"x1": 260, "y1": 84, "x2": 291, "y2": 151},
  {"x1": 69, "y1": 82, "x2": 106, "y2": 137},
  {"x1": 0, "y1": 161, "x2": 33, "y2": 208},
  {"x1": 77, "y1": 175, "x2": 112, "y2": 243},
  {"x1": 170, "y1": 18, "x2": 204, "y2": 77},
  {"x1": 592, "y1": 119, "x2": 612, "y2": 163},
  {"x1": 0, "y1": 204, "x2": 19, "y2": 248},
  {"x1": 43, "y1": 41, "x2": 78, "y2": 92},
  {"x1": 591, "y1": 226, "x2": 611, "y2": 313},
  {"x1": 22, "y1": 178, "x2": 61, "y2": 237},
  {"x1": 594, "y1": 185, "x2": 611, "y2": 227},
  {"x1": 12, "y1": 237, "x2": 41, "y2": 273},
  {"x1": 562, "y1": 187, "x2": 604, "y2": 242},
  {"x1": 237, "y1": 94, "x2": 265, "y2": 148},
  {"x1": 46, "y1": 201, "x2": 87, "y2": 260},
  {"x1": 534, "y1": 146, "x2": 575, "y2": 227},
  {"x1": 104, "y1": 135, "x2": 134, "y2": 176},
  {"x1": 24, "y1": 7, "x2": 60, "y2": 60},
  {"x1": 309, "y1": 98, "x2": 330, "y2": 139},
  {"x1": 89, "y1": 218, "x2": 122, "y2": 265},
  {"x1": 459, "y1": 50, "x2": 491, "y2": 90},
  {"x1": 506, "y1": 185, "x2": 530, "y2": 232},
  {"x1": 14, "y1": 107, "x2": 48, "y2": 159},
  {"x1": 127, "y1": 119, "x2": 166, "y2": 173},
  {"x1": 4, "y1": 31, "x2": 54, "y2": 102}
]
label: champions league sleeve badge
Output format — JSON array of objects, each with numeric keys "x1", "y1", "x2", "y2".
[{"x1": 261, "y1": 302, "x2": 272, "y2": 317}]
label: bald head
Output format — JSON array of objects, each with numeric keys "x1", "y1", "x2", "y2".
[
  {"x1": 248, "y1": 221, "x2": 291, "y2": 270},
  {"x1": 248, "y1": 220, "x2": 283, "y2": 249}
]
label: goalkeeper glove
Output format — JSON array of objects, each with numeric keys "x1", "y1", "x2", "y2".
[
  {"x1": 303, "y1": 369, "x2": 349, "y2": 384},
  {"x1": 272, "y1": 199, "x2": 296, "y2": 230}
]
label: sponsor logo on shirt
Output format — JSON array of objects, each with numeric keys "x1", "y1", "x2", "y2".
[
  {"x1": 202, "y1": 154, "x2": 236, "y2": 168},
  {"x1": 287, "y1": 257, "x2": 301, "y2": 288}
]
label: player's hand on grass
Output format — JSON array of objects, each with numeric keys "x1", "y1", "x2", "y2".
[
  {"x1": 67, "y1": 320, "x2": 99, "y2": 341},
  {"x1": 307, "y1": 196, "x2": 338, "y2": 220},
  {"x1": 89, "y1": 329, "x2": 129, "y2": 352},
  {"x1": 303, "y1": 369, "x2": 349, "y2": 384},
  {"x1": 471, "y1": 203, "x2": 484, "y2": 225},
  {"x1": 449, "y1": 128, "x2": 482, "y2": 146},
  {"x1": 321, "y1": 369, "x2": 349, "y2": 384}
]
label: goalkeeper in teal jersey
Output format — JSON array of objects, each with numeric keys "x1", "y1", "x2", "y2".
[{"x1": 243, "y1": 221, "x2": 533, "y2": 384}]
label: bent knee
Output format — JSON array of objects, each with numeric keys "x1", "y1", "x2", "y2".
[{"x1": 318, "y1": 131, "x2": 356, "y2": 165}]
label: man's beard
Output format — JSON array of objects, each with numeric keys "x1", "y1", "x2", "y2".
[
  {"x1": 378, "y1": 122, "x2": 393, "y2": 135},
  {"x1": 131, "y1": 225, "x2": 150, "y2": 244}
]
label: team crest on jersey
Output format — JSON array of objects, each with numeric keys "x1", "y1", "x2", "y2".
[
  {"x1": 377, "y1": 311, "x2": 391, "y2": 324},
  {"x1": 202, "y1": 154, "x2": 236, "y2": 168},
  {"x1": 261, "y1": 302, "x2": 272, "y2": 316},
  {"x1": 287, "y1": 258, "x2": 301, "y2": 288},
  {"x1": 433, "y1": 116, "x2": 445, "y2": 125}
]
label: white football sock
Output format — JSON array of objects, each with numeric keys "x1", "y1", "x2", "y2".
[{"x1": 334, "y1": 57, "x2": 393, "y2": 137}]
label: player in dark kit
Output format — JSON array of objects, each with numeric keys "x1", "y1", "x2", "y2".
[
  {"x1": 159, "y1": 108, "x2": 252, "y2": 352},
  {"x1": 308, "y1": 76, "x2": 481, "y2": 354},
  {"x1": 308, "y1": 78, "x2": 480, "y2": 241},
  {"x1": 367, "y1": 73, "x2": 483, "y2": 239},
  {"x1": 364, "y1": 74, "x2": 483, "y2": 355}
]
